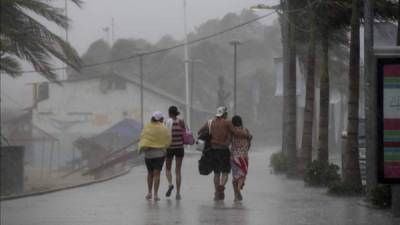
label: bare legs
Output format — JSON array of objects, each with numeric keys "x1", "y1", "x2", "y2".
[
  {"x1": 175, "y1": 157, "x2": 183, "y2": 197},
  {"x1": 214, "y1": 172, "x2": 229, "y2": 200},
  {"x1": 146, "y1": 172, "x2": 153, "y2": 199},
  {"x1": 165, "y1": 157, "x2": 183, "y2": 199},
  {"x1": 232, "y1": 177, "x2": 244, "y2": 201},
  {"x1": 146, "y1": 170, "x2": 161, "y2": 201},
  {"x1": 165, "y1": 158, "x2": 173, "y2": 186}
]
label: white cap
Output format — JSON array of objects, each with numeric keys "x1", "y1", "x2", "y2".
[
  {"x1": 152, "y1": 111, "x2": 164, "y2": 121},
  {"x1": 216, "y1": 106, "x2": 227, "y2": 117}
]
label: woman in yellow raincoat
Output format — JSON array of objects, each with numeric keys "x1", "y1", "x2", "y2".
[{"x1": 139, "y1": 111, "x2": 171, "y2": 201}]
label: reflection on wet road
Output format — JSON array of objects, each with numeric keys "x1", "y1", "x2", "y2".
[{"x1": 1, "y1": 148, "x2": 399, "y2": 225}]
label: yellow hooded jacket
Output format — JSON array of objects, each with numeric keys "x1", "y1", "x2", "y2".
[{"x1": 138, "y1": 122, "x2": 171, "y2": 152}]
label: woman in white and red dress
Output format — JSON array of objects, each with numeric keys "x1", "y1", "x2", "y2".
[{"x1": 230, "y1": 115, "x2": 252, "y2": 202}]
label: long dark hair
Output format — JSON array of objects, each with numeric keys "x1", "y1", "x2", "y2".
[{"x1": 232, "y1": 115, "x2": 243, "y2": 127}]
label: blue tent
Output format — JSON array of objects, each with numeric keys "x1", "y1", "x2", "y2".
[
  {"x1": 87, "y1": 118, "x2": 142, "y2": 152},
  {"x1": 70, "y1": 119, "x2": 141, "y2": 177}
]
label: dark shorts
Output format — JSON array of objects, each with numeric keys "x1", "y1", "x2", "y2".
[
  {"x1": 145, "y1": 157, "x2": 165, "y2": 172},
  {"x1": 206, "y1": 148, "x2": 231, "y2": 173},
  {"x1": 166, "y1": 148, "x2": 184, "y2": 159}
]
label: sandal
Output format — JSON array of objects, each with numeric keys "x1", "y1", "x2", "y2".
[
  {"x1": 165, "y1": 185, "x2": 174, "y2": 197},
  {"x1": 145, "y1": 193, "x2": 152, "y2": 200}
]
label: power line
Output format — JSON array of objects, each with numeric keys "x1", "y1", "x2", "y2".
[
  {"x1": 18, "y1": 0, "x2": 322, "y2": 75},
  {"x1": 19, "y1": 11, "x2": 277, "y2": 75}
]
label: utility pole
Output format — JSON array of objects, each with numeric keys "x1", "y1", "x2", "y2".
[
  {"x1": 111, "y1": 17, "x2": 115, "y2": 44},
  {"x1": 230, "y1": 40, "x2": 241, "y2": 115},
  {"x1": 183, "y1": 0, "x2": 190, "y2": 130},
  {"x1": 187, "y1": 59, "x2": 201, "y2": 129},
  {"x1": 139, "y1": 54, "x2": 144, "y2": 127}
]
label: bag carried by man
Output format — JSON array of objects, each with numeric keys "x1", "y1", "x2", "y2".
[
  {"x1": 198, "y1": 151, "x2": 213, "y2": 175},
  {"x1": 198, "y1": 120, "x2": 213, "y2": 175},
  {"x1": 196, "y1": 120, "x2": 212, "y2": 152}
]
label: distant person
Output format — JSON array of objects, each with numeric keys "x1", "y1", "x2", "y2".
[
  {"x1": 197, "y1": 106, "x2": 251, "y2": 201},
  {"x1": 230, "y1": 115, "x2": 252, "y2": 202},
  {"x1": 164, "y1": 106, "x2": 186, "y2": 200},
  {"x1": 139, "y1": 111, "x2": 171, "y2": 201}
]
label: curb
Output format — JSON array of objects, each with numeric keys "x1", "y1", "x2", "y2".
[{"x1": 0, "y1": 168, "x2": 132, "y2": 202}]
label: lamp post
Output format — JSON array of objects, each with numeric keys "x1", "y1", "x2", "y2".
[{"x1": 229, "y1": 40, "x2": 241, "y2": 115}]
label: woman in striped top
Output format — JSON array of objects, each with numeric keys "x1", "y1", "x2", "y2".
[{"x1": 165, "y1": 106, "x2": 186, "y2": 200}]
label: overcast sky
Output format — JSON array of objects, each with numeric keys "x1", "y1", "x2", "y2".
[
  {"x1": 61, "y1": 0, "x2": 279, "y2": 54},
  {"x1": 1, "y1": 0, "x2": 279, "y2": 109}
]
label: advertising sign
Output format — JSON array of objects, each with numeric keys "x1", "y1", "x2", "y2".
[{"x1": 378, "y1": 57, "x2": 400, "y2": 183}]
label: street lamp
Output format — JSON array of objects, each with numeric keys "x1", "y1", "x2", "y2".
[{"x1": 229, "y1": 40, "x2": 241, "y2": 115}]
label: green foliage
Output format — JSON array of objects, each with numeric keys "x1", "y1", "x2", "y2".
[
  {"x1": 328, "y1": 181, "x2": 364, "y2": 195},
  {"x1": 369, "y1": 184, "x2": 392, "y2": 208},
  {"x1": 0, "y1": 0, "x2": 82, "y2": 81},
  {"x1": 269, "y1": 151, "x2": 288, "y2": 173},
  {"x1": 304, "y1": 160, "x2": 340, "y2": 186}
]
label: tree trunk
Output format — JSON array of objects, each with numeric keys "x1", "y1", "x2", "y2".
[
  {"x1": 280, "y1": 0, "x2": 289, "y2": 156},
  {"x1": 343, "y1": 0, "x2": 362, "y2": 187},
  {"x1": 300, "y1": 11, "x2": 316, "y2": 169},
  {"x1": 364, "y1": 0, "x2": 377, "y2": 195},
  {"x1": 286, "y1": 0, "x2": 298, "y2": 173},
  {"x1": 318, "y1": 31, "x2": 330, "y2": 164}
]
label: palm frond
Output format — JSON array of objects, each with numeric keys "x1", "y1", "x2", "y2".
[
  {"x1": 0, "y1": 55, "x2": 21, "y2": 77},
  {"x1": 14, "y1": 0, "x2": 69, "y2": 28},
  {"x1": 0, "y1": 0, "x2": 82, "y2": 80}
]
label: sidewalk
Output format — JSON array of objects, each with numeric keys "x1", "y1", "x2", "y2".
[
  {"x1": 1, "y1": 147, "x2": 399, "y2": 225},
  {"x1": 0, "y1": 166, "x2": 130, "y2": 201}
]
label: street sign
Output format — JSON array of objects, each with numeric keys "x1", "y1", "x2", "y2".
[{"x1": 378, "y1": 56, "x2": 400, "y2": 183}]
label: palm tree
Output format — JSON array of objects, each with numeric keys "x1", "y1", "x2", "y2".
[
  {"x1": 285, "y1": 0, "x2": 298, "y2": 174},
  {"x1": 0, "y1": 0, "x2": 82, "y2": 81},
  {"x1": 343, "y1": 0, "x2": 362, "y2": 188},
  {"x1": 314, "y1": 2, "x2": 351, "y2": 164},
  {"x1": 300, "y1": 2, "x2": 316, "y2": 170},
  {"x1": 343, "y1": 0, "x2": 397, "y2": 188},
  {"x1": 295, "y1": 1, "x2": 350, "y2": 170}
]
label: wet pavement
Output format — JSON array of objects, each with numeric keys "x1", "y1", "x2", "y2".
[{"x1": 1, "y1": 147, "x2": 399, "y2": 225}]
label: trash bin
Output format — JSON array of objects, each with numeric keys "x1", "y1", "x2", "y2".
[{"x1": 1, "y1": 146, "x2": 25, "y2": 195}]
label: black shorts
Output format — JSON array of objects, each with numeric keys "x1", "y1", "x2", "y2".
[
  {"x1": 145, "y1": 157, "x2": 165, "y2": 172},
  {"x1": 166, "y1": 148, "x2": 184, "y2": 159},
  {"x1": 206, "y1": 148, "x2": 231, "y2": 173}
]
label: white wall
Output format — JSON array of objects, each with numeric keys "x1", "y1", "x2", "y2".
[{"x1": 32, "y1": 78, "x2": 185, "y2": 165}]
